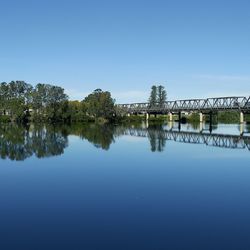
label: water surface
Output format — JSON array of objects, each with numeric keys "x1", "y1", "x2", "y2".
[{"x1": 0, "y1": 122, "x2": 250, "y2": 250}]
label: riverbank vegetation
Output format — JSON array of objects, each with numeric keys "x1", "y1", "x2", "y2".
[
  {"x1": 0, "y1": 81, "x2": 248, "y2": 124},
  {"x1": 0, "y1": 81, "x2": 115, "y2": 123}
]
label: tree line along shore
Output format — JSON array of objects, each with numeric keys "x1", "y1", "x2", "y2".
[
  {"x1": 0, "y1": 81, "x2": 115, "y2": 123},
  {"x1": 0, "y1": 81, "x2": 249, "y2": 124}
]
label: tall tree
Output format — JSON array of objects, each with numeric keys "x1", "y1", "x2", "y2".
[
  {"x1": 148, "y1": 85, "x2": 167, "y2": 108},
  {"x1": 157, "y1": 85, "x2": 167, "y2": 107},
  {"x1": 148, "y1": 85, "x2": 157, "y2": 107}
]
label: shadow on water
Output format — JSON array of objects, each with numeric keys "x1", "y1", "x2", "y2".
[{"x1": 0, "y1": 122, "x2": 250, "y2": 161}]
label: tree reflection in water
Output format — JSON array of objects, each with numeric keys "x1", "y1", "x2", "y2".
[
  {"x1": 114, "y1": 123, "x2": 167, "y2": 152},
  {"x1": 0, "y1": 123, "x2": 68, "y2": 161},
  {"x1": 64, "y1": 123, "x2": 115, "y2": 150},
  {"x1": 0, "y1": 123, "x2": 117, "y2": 161},
  {"x1": 1, "y1": 122, "x2": 246, "y2": 161},
  {"x1": 147, "y1": 124, "x2": 166, "y2": 152}
]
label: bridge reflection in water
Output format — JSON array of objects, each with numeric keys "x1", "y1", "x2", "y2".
[{"x1": 118, "y1": 126, "x2": 250, "y2": 152}]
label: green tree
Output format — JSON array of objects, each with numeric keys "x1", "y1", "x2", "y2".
[
  {"x1": 0, "y1": 82, "x2": 9, "y2": 115},
  {"x1": 83, "y1": 89, "x2": 115, "y2": 120},
  {"x1": 46, "y1": 85, "x2": 68, "y2": 121},
  {"x1": 157, "y1": 85, "x2": 167, "y2": 107},
  {"x1": 66, "y1": 100, "x2": 88, "y2": 122},
  {"x1": 148, "y1": 85, "x2": 157, "y2": 107},
  {"x1": 148, "y1": 85, "x2": 167, "y2": 108},
  {"x1": 32, "y1": 83, "x2": 47, "y2": 116},
  {"x1": 0, "y1": 81, "x2": 33, "y2": 121},
  {"x1": 32, "y1": 83, "x2": 68, "y2": 121}
]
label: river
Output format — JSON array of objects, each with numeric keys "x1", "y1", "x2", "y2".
[{"x1": 0, "y1": 122, "x2": 250, "y2": 249}]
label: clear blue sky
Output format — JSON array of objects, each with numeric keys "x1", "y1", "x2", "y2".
[{"x1": 1, "y1": 0, "x2": 249, "y2": 103}]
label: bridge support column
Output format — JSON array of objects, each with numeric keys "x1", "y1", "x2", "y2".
[
  {"x1": 240, "y1": 112, "x2": 244, "y2": 123},
  {"x1": 240, "y1": 123, "x2": 244, "y2": 136},
  {"x1": 169, "y1": 112, "x2": 173, "y2": 122},
  {"x1": 199, "y1": 112, "x2": 203, "y2": 123},
  {"x1": 127, "y1": 113, "x2": 130, "y2": 117},
  {"x1": 145, "y1": 113, "x2": 149, "y2": 120},
  {"x1": 199, "y1": 122, "x2": 203, "y2": 133}
]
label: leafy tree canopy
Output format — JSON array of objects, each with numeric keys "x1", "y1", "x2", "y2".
[{"x1": 83, "y1": 89, "x2": 115, "y2": 120}]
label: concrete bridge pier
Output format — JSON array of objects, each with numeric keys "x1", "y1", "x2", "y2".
[
  {"x1": 199, "y1": 112, "x2": 203, "y2": 123},
  {"x1": 199, "y1": 113, "x2": 204, "y2": 133},
  {"x1": 145, "y1": 113, "x2": 149, "y2": 121},
  {"x1": 240, "y1": 123, "x2": 244, "y2": 136},
  {"x1": 199, "y1": 122, "x2": 203, "y2": 133},
  {"x1": 240, "y1": 112, "x2": 244, "y2": 123},
  {"x1": 169, "y1": 112, "x2": 173, "y2": 122}
]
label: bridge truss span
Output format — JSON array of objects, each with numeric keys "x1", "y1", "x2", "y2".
[{"x1": 117, "y1": 96, "x2": 250, "y2": 114}]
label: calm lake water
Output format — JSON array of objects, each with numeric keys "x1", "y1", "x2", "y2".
[{"x1": 0, "y1": 122, "x2": 250, "y2": 250}]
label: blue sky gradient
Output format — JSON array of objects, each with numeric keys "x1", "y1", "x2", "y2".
[{"x1": 1, "y1": 0, "x2": 249, "y2": 102}]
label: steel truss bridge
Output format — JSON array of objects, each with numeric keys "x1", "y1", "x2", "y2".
[
  {"x1": 117, "y1": 96, "x2": 250, "y2": 114},
  {"x1": 121, "y1": 128, "x2": 250, "y2": 150}
]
